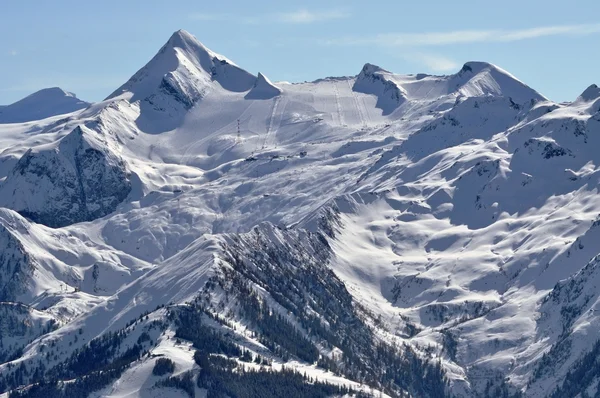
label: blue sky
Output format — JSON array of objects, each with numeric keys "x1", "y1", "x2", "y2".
[{"x1": 1, "y1": 0, "x2": 599, "y2": 104}]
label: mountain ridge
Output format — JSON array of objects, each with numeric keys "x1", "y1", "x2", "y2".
[
  {"x1": 1, "y1": 29, "x2": 600, "y2": 398},
  {"x1": 0, "y1": 87, "x2": 90, "y2": 124}
]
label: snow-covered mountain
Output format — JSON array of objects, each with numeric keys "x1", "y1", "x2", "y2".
[
  {"x1": 0, "y1": 124, "x2": 132, "y2": 228},
  {"x1": 1, "y1": 29, "x2": 599, "y2": 398},
  {"x1": 0, "y1": 87, "x2": 90, "y2": 124}
]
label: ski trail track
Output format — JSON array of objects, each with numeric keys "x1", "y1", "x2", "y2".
[
  {"x1": 346, "y1": 79, "x2": 367, "y2": 128},
  {"x1": 334, "y1": 81, "x2": 345, "y2": 127},
  {"x1": 262, "y1": 95, "x2": 284, "y2": 150},
  {"x1": 182, "y1": 100, "x2": 257, "y2": 165}
]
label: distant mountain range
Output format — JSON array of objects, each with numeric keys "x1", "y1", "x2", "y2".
[{"x1": 0, "y1": 87, "x2": 89, "y2": 123}]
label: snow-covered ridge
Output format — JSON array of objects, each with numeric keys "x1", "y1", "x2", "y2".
[
  {"x1": 353, "y1": 63, "x2": 408, "y2": 115},
  {"x1": 3, "y1": 29, "x2": 600, "y2": 398},
  {"x1": 577, "y1": 83, "x2": 600, "y2": 102},
  {"x1": 107, "y1": 29, "x2": 256, "y2": 106},
  {"x1": 245, "y1": 72, "x2": 282, "y2": 99},
  {"x1": 451, "y1": 61, "x2": 547, "y2": 104},
  {"x1": 0, "y1": 124, "x2": 132, "y2": 227},
  {"x1": 0, "y1": 87, "x2": 90, "y2": 124}
]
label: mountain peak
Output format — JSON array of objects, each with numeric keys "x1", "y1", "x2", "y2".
[
  {"x1": 245, "y1": 72, "x2": 282, "y2": 99},
  {"x1": 358, "y1": 63, "x2": 390, "y2": 77},
  {"x1": 354, "y1": 63, "x2": 407, "y2": 115},
  {"x1": 453, "y1": 61, "x2": 546, "y2": 104},
  {"x1": 107, "y1": 29, "x2": 256, "y2": 104},
  {"x1": 162, "y1": 29, "x2": 222, "y2": 64},
  {"x1": 578, "y1": 84, "x2": 600, "y2": 102},
  {"x1": 36, "y1": 87, "x2": 73, "y2": 97},
  {"x1": 20, "y1": 87, "x2": 77, "y2": 102},
  {"x1": 458, "y1": 61, "x2": 497, "y2": 75},
  {"x1": 0, "y1": 87, "x2": 89, "y2": 124},
  {"x1": 169, "y1": 29, "x2": 196, "y2": 44}
]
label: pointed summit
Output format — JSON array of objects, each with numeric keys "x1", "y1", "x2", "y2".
[
  {"x1": 162, "y1": 29, "x2": 241, "y2": 75},
  {"x1": 0, "y1": 87, "x2": 90, "y2": 123},
  {"x1": 353, "y1": 63, "x2": 407, "y2": 115},
  {"x1": 457, "y1": 61, "x2": 496, "y2": 75},
  {"x1": 245, "y1": 72, "x2": 282, "y2": 99},
  {"x1": 359, "y1": 63, "x2": 390, "y2": 76},
  {"x1": 451, "y1": 61, "x2": 546, "y2": 104},
  {"x1": 578, "y1": 84, "x2": 600, "y2": 102},
  {"x1": 572, "y1": 84, "x2": 600, "y2": 114},
  {"x1": 107, "y1": 29, "x2": 256, "y2": 105},
  {"x1": 167, "y1": 29, "x2": 199, "y2": 47}
]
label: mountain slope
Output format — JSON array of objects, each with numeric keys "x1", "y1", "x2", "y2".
[
  {"x1": 245, "y1": 72, "x2": 282, "y2": 99},
  {"x1": 107, "y1": 30, "x2": 257, "y2": 133},
  {"x1": 0, "y1": 88, "x2": 90, "y2": 124},
  {"x1": 0, "y1": 124, "x2": 132, "y2": 228},
  {"x1": 2, "y1": 29, "x2": 600, "y2": 398}
]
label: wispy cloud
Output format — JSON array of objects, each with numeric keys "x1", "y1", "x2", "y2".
[
  {"x1": 406, "y1": 53, "x2": 459, "y2": 72},
  {"x1": 8, "y1": 50, "x2": 17, "y2": 56},
  {"x1": 275, "y1": 9, "x2": 350, "y2": 24},
  {"x1": 190, "y1": 8, "x2": 350, "y2": 24},
  {"x1": 324, "y1": 23, "x2": 600, "y2": 47},
  {"x1": 189, "y1": 13, "x2": 259, "y2": 24}
]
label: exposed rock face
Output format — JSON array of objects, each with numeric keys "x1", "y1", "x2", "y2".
[
  {"x1": 353, "y1": 63, "x2": 408, "y2": 115},
  {"x1": 0, "y1": 125, "x2": 131, "y2": 228},
  {"x1": 0, "y1": 224, "x2": 33, "y2": 302}
]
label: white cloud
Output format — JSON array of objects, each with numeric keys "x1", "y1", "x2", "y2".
[
  {"x1": 275, "y1": 9, "x2": 350, "y2": 24},
  {"x1": 189, "y1": 9, "x2": 350, "y2": 25},
  {"x1": 9, "y1": 50, "x2": 17, "y2": 56},
  {"x1": 407, "y1": 53, "x2": 459, "y2": 72},
  {"x1": 325, "y1": 23, "x2": 600, "y2": 47},
  {"x1": 188, "y1": 13, "x2": 259, "y2": 24}
]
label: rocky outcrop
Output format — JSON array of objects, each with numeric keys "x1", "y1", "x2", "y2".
[
  {"x1": 0, "y1": 125, "x2": 131, "y2": 227},
  {"x1": 0, "y1": 224, "x2": 33, "y2": 302}
]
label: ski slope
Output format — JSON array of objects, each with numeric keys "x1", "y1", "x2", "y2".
[{"x1": 2, "y1": 29, "x2": 600, "y2": 398}]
